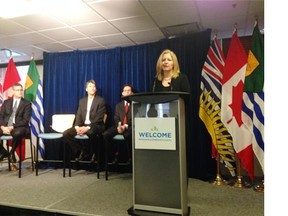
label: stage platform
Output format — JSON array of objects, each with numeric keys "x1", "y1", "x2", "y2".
[{"x1": 0, "y1": 162, "x2": 264, "y2": 216}]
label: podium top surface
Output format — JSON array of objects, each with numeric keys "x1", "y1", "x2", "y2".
[{"x1": 123, "y1": 91, "x2": 189, "y2": 104}]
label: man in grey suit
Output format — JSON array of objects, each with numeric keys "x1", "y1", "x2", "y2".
[
  {"x1": 0, "y1": 83, "x2": 32, "y2": 163},
  {"x1": 63, "y1": 80, "x2": 106, "y2": 162}
]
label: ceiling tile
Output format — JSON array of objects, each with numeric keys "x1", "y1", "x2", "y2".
[
  {"x1": 92, "y1": 34, "x2": 134, "y2": 48},
  {"x1": 142, "y1": 0, "x2": 199, "y2": 27},
  {"x1": 47, "y1": 0, "x2": 104, "y2": 25},
  {"x1": 0, "y1": 0, "x2": 264, "y2": 64},
  {"x1": 73, "y1": 22, "x2": 121, "y2": 37},
  {"x1": 62, "y1": 38, "x2": 104, "y2": 50},
  {"x1": 110, "y1": 16, "x2": 158, "y2": 32},
  {"x1": 126, "y1": 29, "x2": 164, "y2": 44},
  {"x1": 39, "y1": 27, "x2": 87, "y2": 41},
  {"x1": 197, "y1": 1, "x2": 250, "y2": 20},
  {"x1": 9, "y1": 13, "x2": 66, "y2": 31},
  {"x1": 35, "y1": 42, "x2": 73, "y2": 52},
  {"x1": 88, "y1": 0, "x2": 146, "y2": 20},
  {"x1": 0, "y1": 36, "x2": 27, "y2": 48},
  {"x1": 0, "y1": 19, "x2": 30, "y2": 35},
  {"x1": 9, "y1": 32, "x2": 56, "y2": 44}
]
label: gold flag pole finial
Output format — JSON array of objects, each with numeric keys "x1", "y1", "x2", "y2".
[
  {"x1": 233, "y1": 23, "x2": 238, "y2": 33},
  {"x1": 213, "y1": 29, "x2": 218, "y2": 40}
]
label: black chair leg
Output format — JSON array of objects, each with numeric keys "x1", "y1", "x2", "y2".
[
  {"x1": 105, "y1": 141, "x2": 108, "y2": 180},
  {"x1": 5, "y1": 141, "x2": 11, "y2": 171},
  {"x1": 19, "y1": 143, "x2": 22, "y2": 178},
  {"x1": 30, "y1": 139, "x2": 34, "y2": 172},
  {"x1": 97, "y1": 143, "x2": 100, "y2": 179},
  {"x1": 67, "y1": 143, "x2": 71, "y2": 177},
  {"x1": 36, "y1": 138, "x2": 39, "y2": 176},
  {"x1": 63, "y1": 142, "x2": 66, "y2": 177}
]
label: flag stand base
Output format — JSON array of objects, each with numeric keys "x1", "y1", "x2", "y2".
[
  {"x1": 232, "y1": 175, "x2": 251, "y2": 188},
  {"x1": 11, "y1": 163, "x2": 18, "y2": 171},
  {"x1": 253, "y1": 180, "x2": 264, "y2": 192},
  {"x1": 210, "y1": 174, "x2": 227, "y2": 186}
]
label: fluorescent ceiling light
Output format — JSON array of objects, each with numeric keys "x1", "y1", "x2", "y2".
[
  {"x1": 0, "y1": 0, "x2": 88, "y2": 19},
  {"x1": 0, "y1": 0, "x2": 40, "y2": 19}
]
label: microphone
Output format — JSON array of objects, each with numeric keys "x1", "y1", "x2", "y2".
[
  {"x1": 168, "y1": 82, "x2": 173, "y2": 91},
  {"x1": 147, "y1": 104, "x2": 158, "y2": 117},
  {"x1": 152, "y1": 79, "x2": 156, "y2": 92}
]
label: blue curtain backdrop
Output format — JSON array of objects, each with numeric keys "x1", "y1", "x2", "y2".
[{"x1": 43, "y1": 29, "x2": 214, "y2": 180}]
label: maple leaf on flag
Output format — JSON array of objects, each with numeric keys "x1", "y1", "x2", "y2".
[{"x1": 228, "y1": 80, "x2": 244, "y2": 127}]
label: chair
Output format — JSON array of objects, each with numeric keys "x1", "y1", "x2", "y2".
[
  {"x1": 35, "y1": 114, "x2": 75, "y2": 177},
  {"x1": 0, "y1": 132, "x2": 34, "y2": 178},
  {"x1": 69, "y1": 114, "x2": 107, "y2": 179},
  {"x1": 105, "y1": 134, "x2": 131, "y2": 180}
]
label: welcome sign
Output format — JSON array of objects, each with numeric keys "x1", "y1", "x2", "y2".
[{"x1": 134, "y1": 117, "x2": 176, "y2": 150}]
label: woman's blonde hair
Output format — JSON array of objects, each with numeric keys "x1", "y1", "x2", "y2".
[{"x1": 155, "y1": 49, "x2": 180, "y2": 80}]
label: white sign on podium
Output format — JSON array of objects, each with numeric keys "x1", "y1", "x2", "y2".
[{"x1": 134, "y1": 117, "x2": 176, "y2": 150}]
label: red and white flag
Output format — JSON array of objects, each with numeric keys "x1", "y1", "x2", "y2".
[
  {"x1": 3, "y1": 58, "x2": 21, "y2": 99},
  {"x1": 221, "y1": 30, "x2": 254, "y2": 181}
]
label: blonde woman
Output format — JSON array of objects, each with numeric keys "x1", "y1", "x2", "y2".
[{"x1": 152, "y1": 49, "x2": 190, "y2": 92}]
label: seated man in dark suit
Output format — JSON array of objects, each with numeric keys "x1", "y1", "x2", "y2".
[
  {"x1": 103, "y1": 84, "x2": 134, "y2": 164},
  {"x1": 0, "y1": 83, "x2": 32, "y2": 163},
  {"x1": 63, "y1": 80, "x2": 106, "y2": 162}
]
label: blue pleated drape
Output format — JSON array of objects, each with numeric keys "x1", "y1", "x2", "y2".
[{"x1": 43, "y1": 29, "x2": 215, "y2": 180}]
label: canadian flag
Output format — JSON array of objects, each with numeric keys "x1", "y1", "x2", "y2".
[{"x1": 221, "y1": 30, "x2": 254, "y2": 181}]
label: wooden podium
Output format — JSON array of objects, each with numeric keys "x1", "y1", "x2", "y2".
[{"x1": 126, "y1": 92, "x2": 189, "y2": 216}]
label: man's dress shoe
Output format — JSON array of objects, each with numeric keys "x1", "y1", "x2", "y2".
[
  {"x1": 90, "y1": 153, "x2": 96, "y2": 163},
  {"x1": 9, "y1": 152, "x2": 17, "y2": 163},
  {"x1": 75, "y1": 151, "x2": 86, "y2": 162},
  {"x1": 110, "y1": 158, "x2": 118, "y2": 165},
  {"x1": 0, "y1": 151, "x2": 9, "y2": 161}
]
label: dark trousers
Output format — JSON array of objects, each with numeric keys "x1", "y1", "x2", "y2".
[
  {"x1": 103, "y1": 126, "x2": 132, "y2": 162},
  {"x1": 63, "y1": 124, "x2": 105, "y2": 157},
  {"x1": 0, "y1": 126, "x2": 29, "y2": 153}
]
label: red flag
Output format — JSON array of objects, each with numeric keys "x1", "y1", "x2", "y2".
[
  {"x1": 3, "y1": 58, "x2": 25, "y2": 160},
  {"x1": 221, "y1": 31, "x2": 254, "y2": 181},
  {"x1": 0, "y1": 83, "x2": 3, "y2": 106},
  {"x1": 3, "y1": 58, "x2": 21, "y2": 99}
]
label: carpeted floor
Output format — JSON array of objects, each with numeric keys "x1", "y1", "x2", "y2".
[{"x1": 0, "y1": 162, "x2": 264, "y2": 216}]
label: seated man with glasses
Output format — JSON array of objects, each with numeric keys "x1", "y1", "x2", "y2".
[{"x1": 0, "y1": 83, "x2": 32, "y2": 163}]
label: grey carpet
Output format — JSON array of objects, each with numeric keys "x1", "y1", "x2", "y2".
[{"x1": 0, "y1": 162, "x2": 263, "y2": 216}]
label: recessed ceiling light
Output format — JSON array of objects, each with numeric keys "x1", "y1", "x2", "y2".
[{"x1": 0, "y1": 0, "x2": 39, "y2": 19}]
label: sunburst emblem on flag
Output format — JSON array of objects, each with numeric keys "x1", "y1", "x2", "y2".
[
  {"x1": 199, "y1": 90, "x2": 236, "y2": 175},
  {"x1": 25, "y1": 76, "x2": 34, "y2": 89}
]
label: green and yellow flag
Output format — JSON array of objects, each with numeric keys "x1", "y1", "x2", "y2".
[
  {"x1": 244, "y1": 22, "x2": 264, "y2": 92},
  {"x1": 24, "y1": 58, "x2": 39, "y2": 101}
]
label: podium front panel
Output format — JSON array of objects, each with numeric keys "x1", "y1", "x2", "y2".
[{"x1": 132, "y1": 98, "x2": 188, "y2": 215}]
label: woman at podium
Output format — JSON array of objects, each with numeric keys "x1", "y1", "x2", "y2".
[{"x1": 152, "y1": 49, "x2": 190, "y2": 93}]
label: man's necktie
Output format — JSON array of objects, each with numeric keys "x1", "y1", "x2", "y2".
[
  {"x1": 122, "y1": 102, "x2": 129, "y2": 125},
  {"x1": 8, "y1": 100, "x2": 18, "y2": 126}
]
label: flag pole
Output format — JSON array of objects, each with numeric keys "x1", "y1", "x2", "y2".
[
  {"x1": 211, "y1": 152, "x2": 227, "y2": 186},
  {"x1": 232, "y1": 157, "x2": 251, "y2": 188}
]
